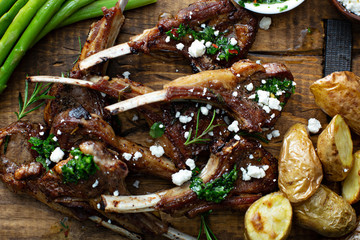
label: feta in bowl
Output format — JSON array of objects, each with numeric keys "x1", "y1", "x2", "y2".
[
  {"x1": 234, "y1": 0, "x2": 305, "y2": 14},
  {"x1": 331, "y1": 0, "x2": 360, "y2": 22}
]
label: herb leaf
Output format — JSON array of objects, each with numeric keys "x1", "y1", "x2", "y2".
[
  {"x1": 15, "y1": 80, "x2": 55, "y2": 120},
  {"x1": 198, "y1": 211, "x2": 218, "y2": 240},
  {"x1": 184, "y1": 109, "x2": 221, "y2": 145},
  {"x1": 190, "y1": 165, "x2": 238, "y2": 203},
  {"x1": 149, "y1": 122, "x2": 165, "y2": 138},
  {"x1": 28, "y1": 134, "x2": 59, "y2": 171},
  {"x1": 61, "y1": 148, "x2": 99, "y2": 184}
]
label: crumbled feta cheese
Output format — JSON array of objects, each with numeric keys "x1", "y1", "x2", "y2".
[
  {"x1": 122, "y1": 71, "x2": 131, "y2": 79},
  {"x1": 261, "y1": 79, "x2": 267, "y2": 84},
  {"x1": 133, "y1": 151, "x2": 142, "y2": 161},
  {"x1": 232, "y1": 91, "x2": 238, "y2": 97},
  {"x1": 259, "y1": 17, "x2": 272, "y2": 30},
  {"x1": 228, "y1": 120, "x2": 239, "y2": 133},
  {"x1": 188, "y1": 39, "x2": 206, "y2": 58},
  {"x1": 257, "y1": 90, "x2": 270, "y2": 105},
  {"x1": 205, "y1": 41, "x2": 212, "y2": 48},
  {"x1": 172, "y1": 169, "x2": 192, "y2": 186},
  {"x1": 245, "y1": 83, "x2": 254, "y2": 91},
  {"x1": 249, "y1": 154, "x2": 254, "y2": 159},
  {"x1": 175, "y1": 111, "x2": 180, "y2": 118},
  {"x1": 108, "y1": 219, "x2": 112, "y2": 224},
  {"x1": 234, "y1": 134, "x2": 240, "y2": 140},
  {"x1": 165, "y1": 36, "x2": 170, "y2": 43},
  {"x1": 149, "y1": 145, "x2": 165, "y2": 157},
  {"x1": 39, "y1": 132, "x2": 44, "y2": 136},
  {"x1": 308, "y1": 118, "x2": 322, "y2": 134},
  {"x1": 201, "y1": 23, "x2": 206, "y2": 28},
  {"x1": 206, "y1": 104, "x2": 212, "y2": 110},
  {"x1": 270, "y1": 113, "x2": 276, "y2": 119},
  {"x1": 133, "y1": 180, "x2": 140, "y2": 188},
  {"x1": 46, "y1": 159, "x2": 51, "y2": 166},
  {"x1": 208, "y1": 131, "x2": 214, "y2": 136},
  {"x1": 263, "y1": 105, "x2": 271, "y2": 114},
  {"x1": 248, "y1": 94, "x2": 256, "y2": 99},
  {"x1": 200, "y1": 106, "x2": 209, "y2": 115},
  {"x1": 132, "y1": 114, "x2": 139, "y2": 121},
  {"x1": 189, "y1": 11, "x2": 193, "y2": 19},
  {"x1": 176, "y1": 43, "x2": 185, "y2": 51},
  {"x1": 268, "y1": 98, "x2": 282, "y2": 111},
  {"x1": 179, "y1": 115, "x2": 192, "y2": 123},
  {"x1": 337, "y1": 0, "x2": 360, "y2": 16},
  {"x1": 113, "y1": 190, "x2": 119, "y2": 196},
  {"x1": 50, "y1": 147, "x2": 64, "y2": 163},
  {"x1": 230, "y1": 37, "x2": 237, "y2": 46},
  {"x1": 184, "y1": 131, "x2": 190, "y2": 139},
  {"x1": 214, "y1": 30, "x2": 219, "y2": 36},
  {"x1": 92, "y1": 179, "x2": 99, "y2": 188},
  {"x1": 122, "y1": 153, "x2": 132, "y2": 161},
  {"x1": 267, "y1": 133, "x2": 273, "y2": 141},
  {"x1": 271, "y1": 130, "x2": 280, "y2": 138},
  {"x1": 256, "y1": 60, "x2": 261, "y2": 64},
  {"x1": 241, "y1": 164, "x2": 268, "y2": 181},
  {"x1": 97, "y1": 203, "x2": 101, "y2": 209},
  {"x1": 159, "y1": 124, "x2": 164, "y2": 129},
  {"x1": 185, "y1": 158, "x2": 196, "y2": 170},
  {"x1": 57, "y1": 130, "x2": 62, "y2": 135}
]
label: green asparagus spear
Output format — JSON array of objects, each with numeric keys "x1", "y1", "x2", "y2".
[
  {"x1": 0, "y1": 0, "x2": 29, "y2": 39},
  {"x1": 0, "y1": 0, "x2": 47, "y2": 67},
  {"x1": 0, "y1": 0, "x2": 66, "y2": 94},
  {"x1": 58, "y1": 0, "x2": 157, "y2": 28},
  {"x1": 0, "y1": 0, "x2": 17, "y2": 17},
  {"x1": 34, "y1": 0, "x2": 96, "y2": 44}
]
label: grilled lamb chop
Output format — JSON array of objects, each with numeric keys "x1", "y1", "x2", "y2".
[
  {"x1": 105, "y1": 59, "x2": 294, "y2": 133},
  {"x1": 79, "y1": 0, "x2": 258, "y2": 72},
  {"x1": 50, "y1": 107, "x2": 177, "y2": 179},
  {"x1": 101, "y1": 135, "x2": 278, "y2": 217}
]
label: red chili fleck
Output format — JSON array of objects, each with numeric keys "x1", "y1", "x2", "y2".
[
  {"x1": 171, "y1": 29, "x2": 178, "y2": 37},
  {"x1": 212, "y1": 44, "x2": 218, "y2": 48},
  {"x1": 229, "y1": 49, "x2": 238, "y2": 54}
]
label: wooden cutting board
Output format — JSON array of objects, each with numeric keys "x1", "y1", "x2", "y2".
[{"x1": 1, "y1": 0, "x2": 360, "y2": 239}]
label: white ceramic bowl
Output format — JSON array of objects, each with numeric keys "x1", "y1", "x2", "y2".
[{"x1": 238, "y1": 0, "x2": 305, "y2": 14}]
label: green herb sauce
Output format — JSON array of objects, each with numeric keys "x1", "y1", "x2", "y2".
[
  {"x1": 166, "y1": 24, "x2": 240, "y2": 61},
  {"x1": 29, "y1": 134, "x2": 59, "y2": 171},
  {"x1": 149, "y1": 122, "x2": 165, "y2": 138},
  {"x1": 190, "y1": 165, "x2": 238, "y2": 203},
  {"x1": 236, "y1": 0, "x2": 288, "y2": 7}
]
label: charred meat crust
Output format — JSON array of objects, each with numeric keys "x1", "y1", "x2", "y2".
[{"x1": 128, "y1": 0, "x2": 258, "y2": 70}]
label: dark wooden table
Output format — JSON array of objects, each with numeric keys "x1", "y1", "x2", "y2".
[{"x1": 1, "y1": 0, "x2": 359, "y2": 239}]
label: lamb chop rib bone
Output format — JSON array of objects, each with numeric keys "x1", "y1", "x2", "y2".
[{"x1": 79, "y1": 0, "x2": 258, "y2": 71}]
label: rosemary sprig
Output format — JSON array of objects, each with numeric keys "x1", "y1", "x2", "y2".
[
  {"x1": 197, "y1": 211, "x2": 218, "y2": 240},
  {"x1": 14, "y1": 80, "x2": 54, "y2": 120},
  {"x1": 184, "y1": 109, "x2": 221, "y2": 145},
  {"x1": 73, "y1": 36, "x2": 82, "y2": 64}
]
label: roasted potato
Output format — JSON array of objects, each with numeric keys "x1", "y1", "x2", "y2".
[
  {"x1": 278, "y1": 123, "x2": 323, "y2": 203},
  {"x1": 293, "y1": 185, "x2": 357, "y2": 237},
  {"x1": 342, "y1": 151, "x2": 360, "y2": 204},
  {"x1": 244, "y1": 191, "x2": 292, "y2": 240},
  {"x1": 317, "y1": 114, "x2": 353, "y2": 181},
  {"x1": 310, "y1": 71, "x2": 360, "y2": 135}
]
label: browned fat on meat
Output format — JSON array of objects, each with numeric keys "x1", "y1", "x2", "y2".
[{"x1": 128, "y1": 0, "x2": 258, "y2": 71}]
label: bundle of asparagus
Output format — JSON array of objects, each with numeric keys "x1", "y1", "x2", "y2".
[{"x1": 0, "y1": 0, "x2": 157, "y2": 94}]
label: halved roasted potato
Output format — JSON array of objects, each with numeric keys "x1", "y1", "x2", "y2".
[
  {"x1": 293, "y1": 185, "x2": 357, "y2": 238},
  {"x1": 310, "y1": 71, "x2": 360, "y2": 135},
  {"x1": 244, "y1": 191, "x2": 292, "y2": 240},
  {"x1": 278, "y1": 123, "x2": 323, "y2": 203},
  {"x1": 342, "y1": 151, "x2": 360, "y2": 204},
  {"x1": 317, "y1": 114, "x2": 353, "y2": 181}
]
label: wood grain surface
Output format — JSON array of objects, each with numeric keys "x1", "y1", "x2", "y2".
[{"x1": 1, "y1": 0, "x2": 360, "y2": 239}]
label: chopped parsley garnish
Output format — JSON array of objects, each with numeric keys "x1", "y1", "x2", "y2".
[
  {"x1": 149, "y1": 122, "x2": 165, "y2": 138},
  {"x1": 255, "y1": 77, "x2": 295, "y2": 101},
  {"x1": 61, "y1": 148, "x2": 99, "y2": 184},
  {"x1": 184, "y1": 109, "x2": 221, "y2": 145},
  {"x1": 166, "y1": 24, "x2": 240, "y2": 61},
  {"x1": 29, "y1": 134, "x2": 59, "y2": 171},
  {"x1": 190, "y1": 165, "x2": 238, "y2": 203}
]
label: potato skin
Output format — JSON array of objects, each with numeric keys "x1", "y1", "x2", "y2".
[
  {"x1": 310, "y1": 71, "x2": 360, "y2": 135},
  {"x1": 317, "y1": 114, "x2": 353, "y2": 181},
  {"x1": 245, "y1": 191, "x2": 292, "y2": 240},
  {"x1": 342, "y1": 151, "x2": 360, "y2": 204},
  {"x1": 278, "y1": 123, "x2": 323, "y2": 203},
  {"x1": 293, "y1": 185, "x2": 357, "y2": 237}
]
